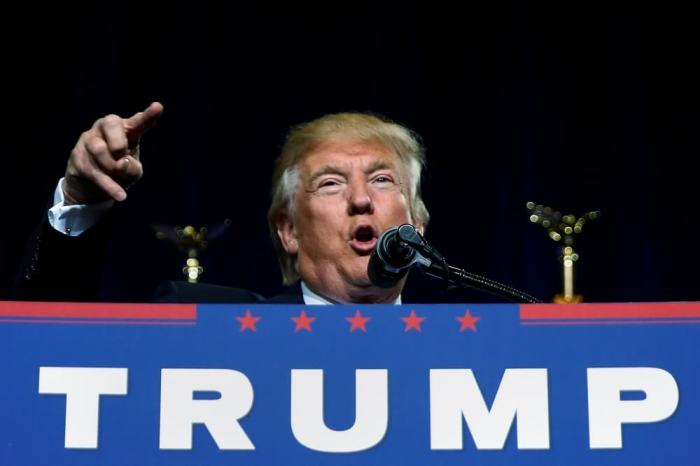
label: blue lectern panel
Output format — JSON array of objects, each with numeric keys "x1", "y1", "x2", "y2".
[{"x1": 0, "y1": 301, "x2": 698, "y2": 465}]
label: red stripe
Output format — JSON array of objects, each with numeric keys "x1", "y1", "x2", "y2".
[
  {"x1": 0, "y1": 301, "x2": 196, "y2": 320},
  {"x1": 521, "y1": 302, "x2": 700, "y2": 320}
]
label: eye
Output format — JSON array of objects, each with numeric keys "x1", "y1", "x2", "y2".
[
  {"x1": 314, "y1": 177, "x2": 346, "y2": 194},
  {"x1": 370, "y1": 174, "x2": 397, "y2": 188}
]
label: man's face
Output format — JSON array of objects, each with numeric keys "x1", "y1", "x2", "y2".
[{"x1": 276, "y1": 138, "x2": 419, "y2": 303}]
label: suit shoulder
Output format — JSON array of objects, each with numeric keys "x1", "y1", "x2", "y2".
[{"x1": 152, "y1": 281, "x2": 263, "y2": 304}]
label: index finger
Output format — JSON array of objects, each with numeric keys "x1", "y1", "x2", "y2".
[{"x1": 124, "y1": 101, "x2": 164, "y2": 142}]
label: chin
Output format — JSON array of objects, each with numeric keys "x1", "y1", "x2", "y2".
[
  {"x1": 347, "y1": 273, "x2": 372, "y2": 288},
  {"x1": 347, "y1": 260, "x2": 373, "y2": 287}
]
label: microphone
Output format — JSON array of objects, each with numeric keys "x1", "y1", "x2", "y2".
[
  {"x1": 368, "y1": 224, "x2": 542, "y2": 303},
  {"x1": 367, "y1": 224, "x2": 431, "y2": 288}
]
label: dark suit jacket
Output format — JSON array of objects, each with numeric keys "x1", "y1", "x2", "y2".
[
  {"x1": 14, "y1": 218, "x2": 299, "y2": 304},
  {"x1": 152, "y1": 280, "x2": 303, "y2": 304},
  {"x1": 151, "y1": 280, "x2": 265, "y2": 303},
  {"x1": 261, "y1": 283, "x2": 305, "y2": 304}
]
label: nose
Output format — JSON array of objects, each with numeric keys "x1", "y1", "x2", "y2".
[{"x1": 347, "y1": 179, "x2": 374, "y2": 215}]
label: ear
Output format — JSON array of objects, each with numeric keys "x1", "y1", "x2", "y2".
[{"x1": 276, "y1": 211, "x2": 298, "y2": 255}]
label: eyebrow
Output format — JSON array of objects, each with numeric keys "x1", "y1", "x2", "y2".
[
  {"x1": 308, "y1": 160, "x2": 397, "y2": 185},
  {"x1": 365, "y1": 159, "x2": 395, "y2": 174},
  {"x1": 308, "y1": 165, "x2": 346, "y2": 185}
]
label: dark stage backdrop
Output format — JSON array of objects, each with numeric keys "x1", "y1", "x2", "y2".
[{"x1": 2, "y1": 3, "x2": 698, "y2": 302}]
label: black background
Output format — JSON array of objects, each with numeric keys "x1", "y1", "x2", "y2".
[{"x1": 2, "y1": 3, "x2": 698, "y2": 302}]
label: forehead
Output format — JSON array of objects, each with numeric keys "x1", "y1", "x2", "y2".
[{"x1": 299, "y1": 139, "x2": 401, "y2": 175}]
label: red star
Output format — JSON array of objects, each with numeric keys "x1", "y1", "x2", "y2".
[
  {"x1": 456, "y1": 309, "x2": 480, "y2": 332},
  {"x1": 236, "y1": 309, "x2": 260, "y2": 332},
  {"x1": 346, "y1": 310, "x2": 370, "y2": 332},
  {"x1": 401, "y1": 310, "x2": 425, "y2": 332},
  {"x1": 291, "y1": 310, "x2": 316, "y2": 332}
]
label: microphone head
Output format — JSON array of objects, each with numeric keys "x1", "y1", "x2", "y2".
[{"x1": 367, "y1": 226, "x2": 417, "y2": 288}]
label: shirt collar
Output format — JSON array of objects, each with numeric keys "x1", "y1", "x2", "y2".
[{"x1": 300, "y1": 281, "x2": 402, "y2": 305}]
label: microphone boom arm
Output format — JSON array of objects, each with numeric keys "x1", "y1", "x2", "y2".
[
  {"x1": 395, "y1": 225, "x2": 542, "y2": 304},
  {"x1": 419, "y1": 261, "x2": 542, "y2": 304}
]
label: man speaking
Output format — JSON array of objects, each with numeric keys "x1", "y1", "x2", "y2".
[{"x1": 20, "y1": 103, "x2": 430, "y2": 304}]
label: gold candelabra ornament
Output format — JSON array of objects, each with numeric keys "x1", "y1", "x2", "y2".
[
  {"x1": 526, "y1": 202, "x2": 600, "y2": 304},
  {"x1": 153, "y1": 219, "x2": 232, "y2": 283}
]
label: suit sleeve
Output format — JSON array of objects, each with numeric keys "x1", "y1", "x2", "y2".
[{"x1": 13, "y1": 214, "x2": 112, "y2": 301}]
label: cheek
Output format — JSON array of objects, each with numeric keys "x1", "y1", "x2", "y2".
[
  {"x1": 382, "y1": 194, "x2": 413, "y2": 222},
  {"x1": 296, "y1": 199, "x2": 343, "y2": 239}
]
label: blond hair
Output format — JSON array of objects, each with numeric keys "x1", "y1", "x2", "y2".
[{"x1": 267, "y1": 112, "x2": 430, "y2": 285}]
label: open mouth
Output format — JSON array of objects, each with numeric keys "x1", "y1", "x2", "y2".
[{"x1": 350, "y1": 225, "x2": 378, "y2": 253}]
